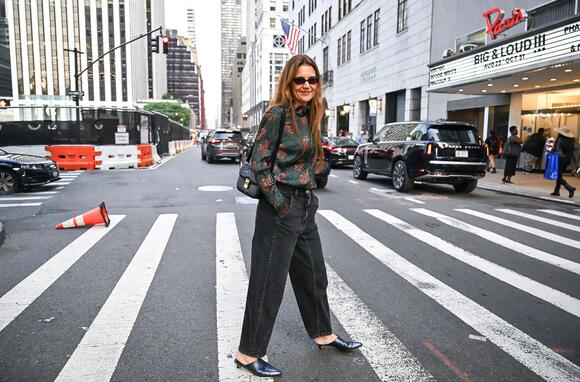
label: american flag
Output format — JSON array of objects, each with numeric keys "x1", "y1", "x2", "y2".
[{"x1": 281, "y1": 19, "x2": 300, "y2": 55}]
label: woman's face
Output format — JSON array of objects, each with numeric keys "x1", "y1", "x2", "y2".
[{"x1": 292, "y1": 64, "x2": 317, "y2": 106}]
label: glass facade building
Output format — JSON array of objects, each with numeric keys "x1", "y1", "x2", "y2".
[{"x1": 220, "y1": 0, "x2": 242, "y2": 127}]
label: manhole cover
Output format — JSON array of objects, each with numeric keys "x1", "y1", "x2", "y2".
[{"x1": 197, "y1": 186, "x2": 233, "y2": 192}]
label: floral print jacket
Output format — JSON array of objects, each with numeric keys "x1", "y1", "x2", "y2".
[{"x1": 251, "y1": 105, "x2": 317, "y2": 215}]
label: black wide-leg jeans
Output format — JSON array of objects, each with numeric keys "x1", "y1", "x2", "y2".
[{"x1": 238, "y1": 187, "x2": 332, "y2": 358}]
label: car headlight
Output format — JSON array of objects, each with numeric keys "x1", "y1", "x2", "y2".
[{"x1": 20, "y1": 163, "x2": 44, "y2": 170}]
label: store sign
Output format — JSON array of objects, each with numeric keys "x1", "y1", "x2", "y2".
[
  {"x1": 429, "y1": 19, "x2": 580, "y2": 89},
  {"x1": 483, "y1": 8, "x2": 526, "y2": 40}
]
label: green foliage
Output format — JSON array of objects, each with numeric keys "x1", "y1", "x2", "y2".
[{"x1": 144, "y1": 102, "x2": 190, "y2": 126}]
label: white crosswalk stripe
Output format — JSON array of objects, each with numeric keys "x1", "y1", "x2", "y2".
[
  {"x1": 538, "y1": 209, "x2": 580, "y2": 222},
  {"x1": 496, "y1": 208, "x2": 580, "y2": 233},
  {"x1": 457, "y1": 208, "x2": 580, "y2": 249},
  {"x1": 317, "y1": 209, "x2": 580, "y2": 382},
  {"x1": 411, "y1": 208, "x2": 580, "y2": 275},
  {"x1": 0, "y1": 216, "x2": 125, "y2": 332},
  {"x1": 56, "y1": 214, "x2": 177, "y2": 382},
  {"x1": 365, "y1": 209, "x2": 580, "y2": 318}
]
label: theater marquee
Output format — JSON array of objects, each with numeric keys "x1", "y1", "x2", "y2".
[{"x1": 429, "y1": 19, "x2": 580, "y2": 90}]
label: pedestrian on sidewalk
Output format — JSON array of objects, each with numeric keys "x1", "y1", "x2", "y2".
[
  {"x1": 521, "y1": 128, "x2": 546, "y2": 173},
  {"x1": 235, "y1": 54, "x2": 362, "y2": 378},
  {"x1": 550, "y1": 127, "x2": 576, "y2": 198},
  {"x1": 502, "y1": 125, "x2": 522, "y2": 184},
  {"x1": 484, "y1": 130, "x2": 501, "y2": 173}
]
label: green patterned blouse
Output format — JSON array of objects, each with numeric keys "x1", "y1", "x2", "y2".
[{"x1": 250, "y1": 105, "x2": 317, "y2": 215}]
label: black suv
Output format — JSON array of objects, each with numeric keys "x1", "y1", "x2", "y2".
[
  {"x1": 0, "y1": 148, "x2": 60, "y2": 194},
  {"x1": 201, "y1": 130, "x2": 244, "y2": 163},
  {"x1": 352, "y1": 121, "x2": 486, "y2": 193}
]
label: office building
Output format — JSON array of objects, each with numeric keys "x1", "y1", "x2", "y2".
[{"x1": 220, "y1": 0, "x2": 243, "y2": 127}]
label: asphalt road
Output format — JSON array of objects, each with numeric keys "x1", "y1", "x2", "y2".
[{"x1": 0, "y1": 147, "x2": 579, "y2": 382}]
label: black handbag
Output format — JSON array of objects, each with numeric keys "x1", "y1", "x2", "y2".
[
  {"x1": 236, "y1": 110, "x2": 285, "y2": 198},
  {"x1": 503, "y1": 137, "x2": 522, "y2": 157}
]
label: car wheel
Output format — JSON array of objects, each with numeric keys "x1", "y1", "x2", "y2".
[
  {"x1": 207, "y1": 155, "x2": 214, "y2": 163},
  {"x1": 392, "y1": 160, "x2": 413, "y2": 192},
  {"x1": 0, "y1": 169, "x2": 18, "y2": 195},
  {"x1": 352, "y1": 155, "x2": 368, "y2": 180},
  {"x1": 316, "y1": 175, "x2": 328, "y2": 189},
  {"x1": 453, "y1": 180, "x2": 478, "y2": 193}
]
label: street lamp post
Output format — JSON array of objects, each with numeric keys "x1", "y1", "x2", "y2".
[{"x1": 64, "y1": 47, "x2": 84, "y2": 142}]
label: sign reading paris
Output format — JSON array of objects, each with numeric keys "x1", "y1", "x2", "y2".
[{"x1": 483, "y1": 7, "x2": 527, "y2": 40}]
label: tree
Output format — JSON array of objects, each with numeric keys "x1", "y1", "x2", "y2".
[{"x1": 144, "y1": 102, "x2": 190, "y2": 126}]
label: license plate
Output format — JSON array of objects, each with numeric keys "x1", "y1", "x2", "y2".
[
  {"x1": 348, "y1": 155, "x2": 354, "y2": 160},
  {"x1": 455, "y1": 150, "x2": 468, "y2": 158}
]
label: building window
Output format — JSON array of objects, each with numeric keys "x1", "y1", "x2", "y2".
[
  {"x1": 366, "y1": 15, "x2": 372, "y2": 49},
  {"x1": 270, "y1": 1, "x2": 276, "y2": 11},
  {"x1": 283, "y1": 2, "x2": 288, "y2": 12},
  {"x1": 337, "y1": 30, "x2": 351, "y2": 66},
  {"x1": 397, "y1": 0, "x2": 407, "y2": 33},
  {"x1": 337, "y1": 38, "x2": 341, "y2": 66},
  {"x1": 361, "y1": 10, "x2": 380, "y2": 53},
  {"x1": 347, "y1": 30, "x2": 351, "y2": 61},
  {"x1": 323, "y1": 46, "x2": 328, "y2": 72},
  {"x1": 373, "y1": 9, "x2": 380, "y2": 46},
  {"x1": 338, "y1": 0, "x2": 352, "y2": 21},
  {"x1": 360, "y1": 20, "x2": 365, "y2": 53},
  {"x1": 270, "y1": 18, "x2": 276, "y2": 28}
]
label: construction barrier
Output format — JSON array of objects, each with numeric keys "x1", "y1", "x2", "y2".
[
  {"x1": 95, "y1": 145, "x2": 139, "y2": 170},
  {"x1": 152, "y1": 144, "x2": 161, "y2": 164},
  {"x1": 0, "y1": 145, "x2": 51, "y2": 158},
  {"x1": 137, "y1": 144, "x2": 154, "y2": 167},
  {"x1": 46, "y1": 145, "x2": 101, "y2": 171}
]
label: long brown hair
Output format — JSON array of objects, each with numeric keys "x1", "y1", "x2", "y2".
[{"x1": 268, "y1": 54, "x2": 325, "y2": 171}]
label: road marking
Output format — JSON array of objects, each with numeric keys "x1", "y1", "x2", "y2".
[
  {"x1": 404, "y1": 197, "x2": 425, "y2": 204},
  {"x1": 469, "y1": 334, "x2": 487, "y2": 342},
  {"x1": 235, "y1": 196, "x2": 259, "y2": 204},
  {"x1": 348, "y1": 180, "x2": 359, "y2": 184},
  {"x1": 538, "y1": 209, "x2": 580, "y2": 222},
  {"x1": 0, "y1": 196, "x2": 52, "y2": 201},
  {"x1": 411, "y1": 209, "x2": 580, "y2": 276},
  {"x1": 0, "y1": 215, "x2": 125, "y2": 332},
  {"x1": 56, "y1": 214, "x2": 177, "y2": 382},
  {"x1": 317, "y1": 209, "x2": 580, "y2": 382},
  {"x1": 50, "y1": 182, "x2": 72, "y2": 186},
  {"x1": 326, "y1": 264, "x2": 434, "y2": 381},
  {"x1": 329, "y1": 174, "x2": 338, "y2": 178},
  {"x1": 539, "y1": 196, "x2": 577, "y2": 204},
  {"x1": 423, "y1": 341, "x2": 471, "y2": 382},
  {"x1": 366, "y1": 209, "x2": 580, "y2": 318},
  {"x1": 369, "y1": 187, "x2": 396, "y2": 193},
  {"x1": 0, "y1": 203, "x2": 43, "y2": 208},
  {"x1": 496, "y1": 209, "x2": 580, "y2": 233},
  {"x1": 216, "y1": 213, "x2": 272, "y2": 382},
  {"x1": 457, "y1": 209, "x2": 580, "y2": 250},
  {"x1": 22, "y1": 191, "x2": 60, "y2": 195}
]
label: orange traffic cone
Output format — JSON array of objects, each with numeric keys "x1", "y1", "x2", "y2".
[{"x1": 55, "y1": 202, "x2": 111, "y2": 229}]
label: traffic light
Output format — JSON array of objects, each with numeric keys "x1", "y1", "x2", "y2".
[
  {"x1": 162, "y1": 36, "x2": 169, "y2": 54},
  {"x1": 150, "y1": 36, "x2": 159, "y2": 53}
]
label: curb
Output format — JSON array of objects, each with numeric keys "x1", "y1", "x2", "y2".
[
  {"x1": 0, "y1": 222, "x2": 5, "y2": 248},
  {"x1": 477, "y1": 185, "x2": 580, "y2": 207}
]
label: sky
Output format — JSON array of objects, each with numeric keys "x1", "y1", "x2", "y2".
[{"x1": 164, "y1": 0, "x2": 221, "y2": 130}]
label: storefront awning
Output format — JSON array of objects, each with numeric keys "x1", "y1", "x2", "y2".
[{"x1": 428, "y1": 15, "x2": 580, "y2": 95}]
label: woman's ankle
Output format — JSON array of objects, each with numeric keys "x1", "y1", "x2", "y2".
[
  {"x1": 314, "y1": 333, "x2": 337, "y2": 345},
  {"x1": 236, "y1": 351, "x2": 257, "y2": 364}
]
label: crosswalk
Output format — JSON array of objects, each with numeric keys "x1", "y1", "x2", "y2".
[
  {"x1": 0, "y1": 206, "x2": 579, "y2": 381},
  {"x1": 0, "y1": 171, "x2": 83, "y2": 208}
]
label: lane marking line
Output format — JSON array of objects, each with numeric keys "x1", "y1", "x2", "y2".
[
  {"x1": 317, "y1": 209, "x2": 580, "y2": 381},
  {"x1": 329, "y1": 174, "x2": 338, "y2": 178},
  {"x1": 411, "y1": 209, "x2": 580, "y2": 276},
  {"x1": 0, "y1": 196, "x2": 52, "y2": 201},
  {"x1": 404, "y1": 197, "x2": 425, "y2": 204},
  {"x1": 366, "y1": 209, "x2": 580, "y2": 319},
  {"x1": 348, "y1": 180, "x2": 359, "y2": 184},
  {"x1": 0, "y1": 216, "x2": 125, "y2": 332},
  {"x1": 457, "y1": 209, "x2": 580, "y2": 250},
  {"x1": 496, "y1": 209, "x2": 580, "y2": 233},
  {"x1": 56, "y1": 214, "x2": 177, "y2": 382},
  {"x1": 0, "y1": 203, "x2": 43, "y2": 208},
  {"x1": 216, "y1": 213, "x2": 272, "y2": 381},
  {"x1": 469, "y1": 334, "x2": 487, "y2": 342}
]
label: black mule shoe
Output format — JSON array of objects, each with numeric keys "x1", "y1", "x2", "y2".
[
  {"x1": 569, "y1": 187, "x2": 576, "y2": 199},
  {"x1": 550, "y1": 191, "x2": 560, "y2": 197},
  {"x1": 235, "y1": 358, "x2": 282, "y2": 377},
  {"x1": 317, "y1": 335, "x2": 362, "y2": 351}
]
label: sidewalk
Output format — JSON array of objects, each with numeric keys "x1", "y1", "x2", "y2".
[{"x1": 478, "y1": 170, "x2": 580, "y2": 207}]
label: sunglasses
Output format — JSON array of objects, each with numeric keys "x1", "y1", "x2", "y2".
[{"x1": 293, "y1": 76, "x2": 319, "y2": 85}]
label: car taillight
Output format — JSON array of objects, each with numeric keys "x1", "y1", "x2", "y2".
[
  {"x1": 426, "y1": 143, "x2": 434, "y2": 156},
  {"x1": 331, "y1": 147, "x2": 340, "y2": 153},
  {"x1": 211, "y1": 139, "x2": 220, "y2": 144},
  {"x1": 322, "y1": 143, "x2": 332, "y2": 150}
]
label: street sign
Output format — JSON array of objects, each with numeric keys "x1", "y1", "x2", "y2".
[
  {"x1": 115, "y1": 132, "x2": 129, "y2": 145},
  {"x1": 67, "y1": 90, "x2": 85, "y2": 97}
]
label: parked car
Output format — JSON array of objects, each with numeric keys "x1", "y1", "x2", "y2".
[
  {"x1": 201, "y1": 129, "x2": 244, "y2": 163},
  {"x1": 352, "y1": 121, "x2": 486, "y2": 193},
  {"x1": 0, "y1": 149, "x2": 60, "y2": 194},
  {"x1": 321, "y1": 136, "x2": 359, "y2": 166}
]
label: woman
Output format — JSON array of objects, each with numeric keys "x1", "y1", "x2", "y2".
[
  {"x1": 550, "y1": 127, "x2": 576, "y2": 198},
  {"x1": 502, "y1": 125, "x2": 522, "y2": 184},
  {"x1": 235, "y1": 55, "x2": 362, "y2": 378},
  {"x1": 484, "y1": 130, "x2": 501, "y2": 173}
]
